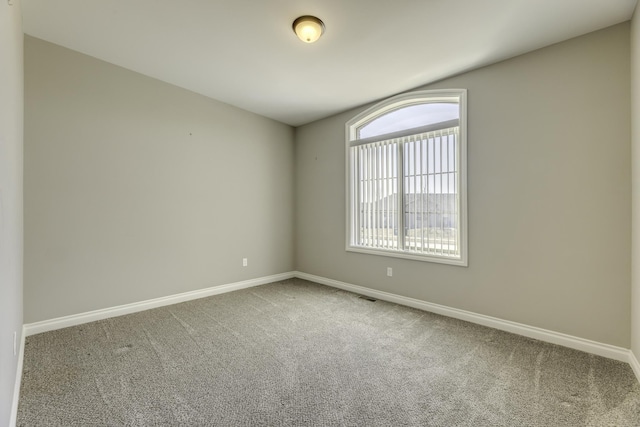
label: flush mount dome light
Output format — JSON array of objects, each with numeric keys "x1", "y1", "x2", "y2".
[{"x1": 292, "y1": 15, "x2": 325, "y2": 43}]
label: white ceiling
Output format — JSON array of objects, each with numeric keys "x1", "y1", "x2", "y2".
[{"x1": 21, "y1": 0, "x2": 638, "y2": 126}]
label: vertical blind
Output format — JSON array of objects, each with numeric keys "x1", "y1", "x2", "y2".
[{"x1": 349, "y1": 125, "x2": 460, "y2": 258}]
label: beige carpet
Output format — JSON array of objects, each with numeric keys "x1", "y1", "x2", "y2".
[{"x1": 17, "y1": 278, "x2": 640, "y2": 426}]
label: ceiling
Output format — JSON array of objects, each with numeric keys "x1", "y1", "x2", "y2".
[{"x1": 21, "y1": 0, "x2": 638, "y2": 127}]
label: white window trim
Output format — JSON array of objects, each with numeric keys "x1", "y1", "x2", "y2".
[{"x1": 344, "y1": 89, "x2": 468, "y2": 266}]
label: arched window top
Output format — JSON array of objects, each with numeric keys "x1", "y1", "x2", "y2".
[
  {"x1": 347, "y1": 89, "x2": 466, "y2": 143},
  {"x1": 358, "y1": 102, "x2": 459, "y2": 139}
]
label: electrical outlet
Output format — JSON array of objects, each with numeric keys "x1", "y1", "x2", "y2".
[
  {"x1": 242, "y1": 258, "x2": 248, "y2": 267},
  {"x1": 13, "y1": 331, "x2": 17, "y2": 356},
  {"x1": 387, "y1": 267, "x2": 393, "y2": 277}
]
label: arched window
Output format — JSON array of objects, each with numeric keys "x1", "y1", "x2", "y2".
[{"x1": 345, "y1": 89, "x2": 467, "y2": 265}]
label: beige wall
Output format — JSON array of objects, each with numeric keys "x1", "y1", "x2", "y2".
[
  {"x1": 632, "y1": 8, "x2": 640, "y2": 359},
  {"x1": 24, "y1": 36, "x2": 295, "y2": 323},
  {"x1": 0, "y1": 0, "x2": 23, "y2": 424},
  {"x1": 296, "y1": 24, "x2": 631, "y2": 347}
]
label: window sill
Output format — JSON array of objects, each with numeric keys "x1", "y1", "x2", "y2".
[{"x1": 346, "y1": 245, "x2": 468, "y2": 267}]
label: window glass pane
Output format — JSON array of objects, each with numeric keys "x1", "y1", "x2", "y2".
[
  {"x1": 359, "y1": 102, "x2": 458, "y2": 139},
  {"x1": 402, "y1": 128, "x2": 459, "y2": 256},
  {"x1": 356, "y1": 141, "x2": 400, "y2": 250}
]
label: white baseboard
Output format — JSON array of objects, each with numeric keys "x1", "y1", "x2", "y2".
[
  {"x1": 294, "y1": 271, "x2": 632, "y2": 364},
  {"x1": 24, "y1": 272, "x2": 296, "y2": 336},
  {"x1": 629, "y1": 351, "x2": 640, "y2": 384},
  {"x1": 9, "y1": 327, "x2": 26, "y2": 427},
  {"x1": 18, "y1": 270, "x2": 639, "y2": 381}
]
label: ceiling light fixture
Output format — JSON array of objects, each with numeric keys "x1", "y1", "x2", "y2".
[{"x1": 292, "y1": 15, "x2": 325, "y2": 43}]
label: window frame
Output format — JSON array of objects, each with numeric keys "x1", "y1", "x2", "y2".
[{"x1": 345, "y1": 89, "x2": 468, "y2": 266}]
